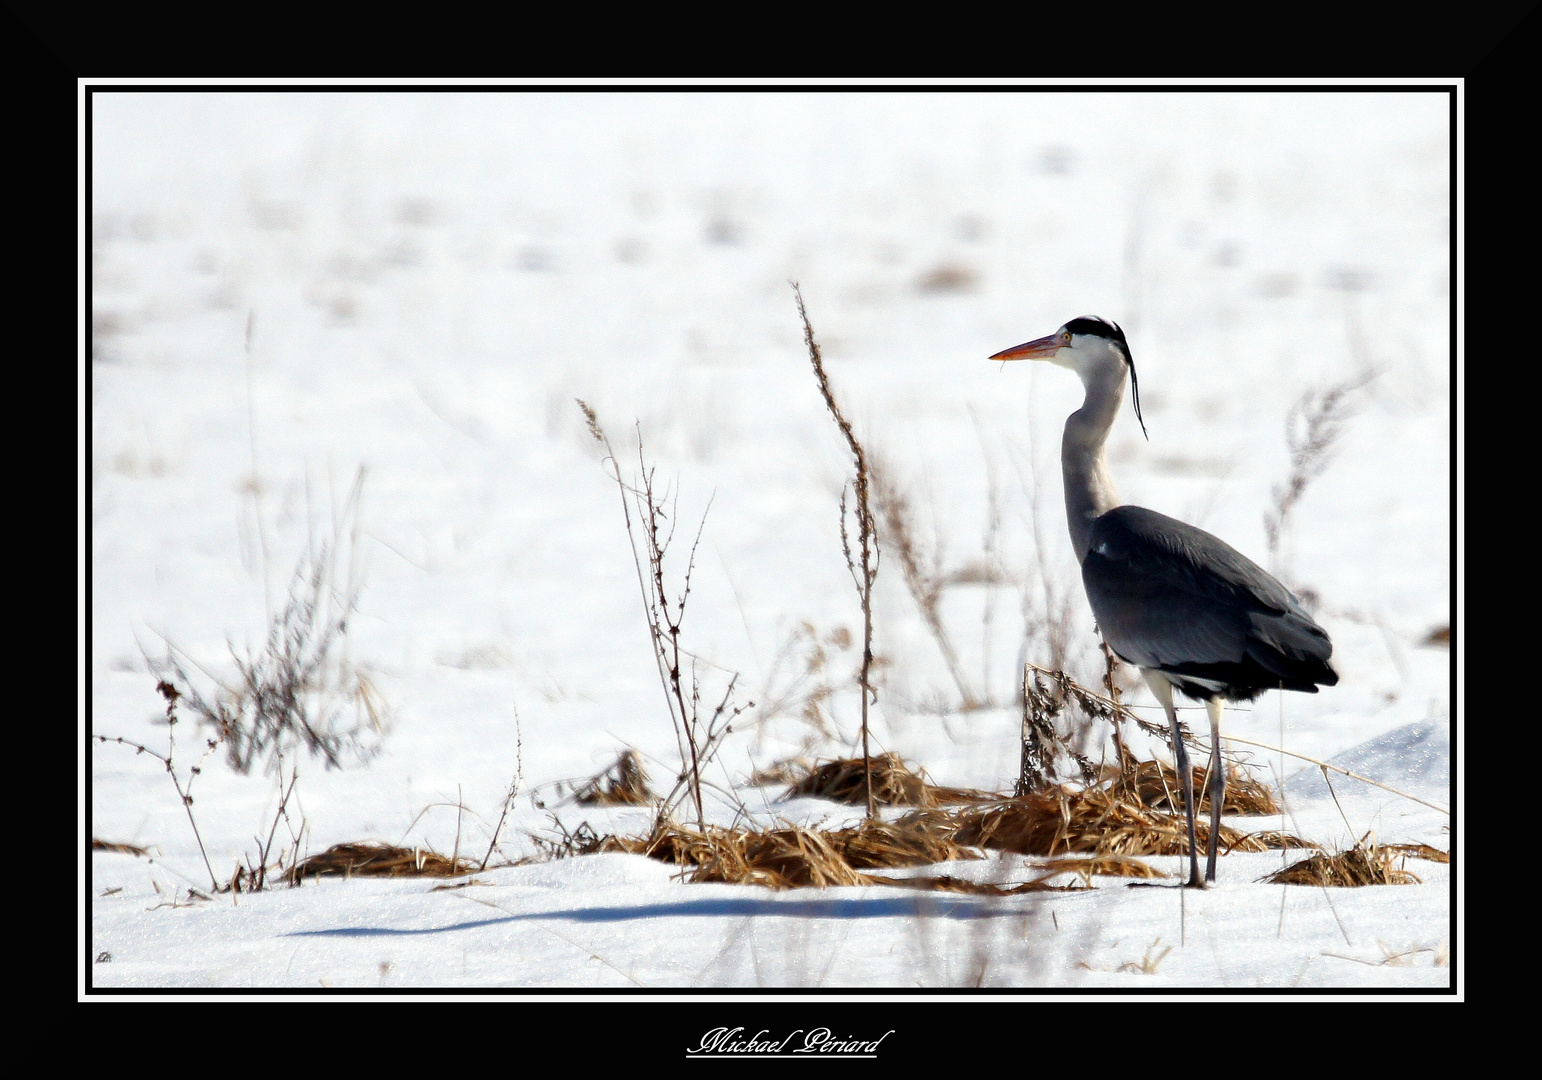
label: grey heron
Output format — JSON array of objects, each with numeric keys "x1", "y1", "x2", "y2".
[{"x1": 991, "y1": 316, "x2": 1337, "y2": 887}]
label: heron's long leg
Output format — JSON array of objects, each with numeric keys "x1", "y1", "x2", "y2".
[
  {"x1": 1144, "y1": 670, "x2": 1202, "y2": 887},
  {"x1": 1204, "y1": 696, "x2": 1226, "y2": 882}
]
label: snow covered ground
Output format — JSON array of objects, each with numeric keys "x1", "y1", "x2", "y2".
[{"x1": 86, "y1": 88, "x2": 1456, "y2": 997}]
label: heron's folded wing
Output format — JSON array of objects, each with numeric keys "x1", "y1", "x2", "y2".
[{"x1": 1081, "y1": 505, "x2": 1326, "y2": 674}]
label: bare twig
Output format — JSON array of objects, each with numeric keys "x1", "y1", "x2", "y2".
[
  {"x1": 576, "y1": 400, "x2": 746, "y2": 828},
  {"x1": 481, "y1": 701, "x2": 524, "y2": 870},
  {"x1": 92, "y1": 681, "x2": 223, "y2": 892}
]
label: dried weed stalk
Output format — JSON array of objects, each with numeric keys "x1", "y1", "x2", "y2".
[
  {"x1": 1265, "y1": 368, "x2": 1377, "y2": 573},
  {"x1": 95, "y1": 683, "x2": 313, "y2": 895},
  {"x1": 748, "y1": 622, "x2": 852, "y2": 749},
  {"x1": 92, "y1": 681, "x2": 224, "y2": 891},
  {"x1": 870, "y1": 455, "x2": 983, "y2": 711},
  {"x1": 157, "y1": 470, "x2": 389, "y2": 775},
  {"x1": 226, "y1": 762, "x2": 305, "y2": 892},
  {"x1": 576, "y1": 400, "x2": 749, "y2": 827},
  {"x1": 794, "y1": 283, "x2": 880, "y2": 820},
  {"x1": 480, "y1": 703, "x2": 525, "y2": 871}
]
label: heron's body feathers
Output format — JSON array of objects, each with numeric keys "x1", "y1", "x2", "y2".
[{"x1": 1081, "y1": 505, "x2": 1337, "y2": 701}]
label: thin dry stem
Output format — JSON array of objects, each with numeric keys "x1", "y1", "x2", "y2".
[
  {"x1": 870, "y1": 455, "x2": 982, "y2": 710},
  {"x1": 576, "y1": 400, "x2": 747, "y2": 828},
  {"x1": 1265, "y1": 368, "x2": 1377, "y2": 572},
  {"x1": 794, "y1": 283, "x2": 879, "y2": 820}
]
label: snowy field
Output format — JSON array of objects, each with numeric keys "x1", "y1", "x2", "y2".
[{"x1": 86, "y1": 89, "x2": 1456, "y2": 997}]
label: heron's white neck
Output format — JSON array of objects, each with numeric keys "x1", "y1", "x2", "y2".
[{"x1": 1061, "y1": 350, "x2": 1127, "y2": 563}]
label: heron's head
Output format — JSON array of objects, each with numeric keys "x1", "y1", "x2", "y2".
[{"x1": 990, "y1": 316, "x2": 1147, "y2": 438}]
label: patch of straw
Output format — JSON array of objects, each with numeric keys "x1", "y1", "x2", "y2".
[
  {"x1": 1263, "y1": 834, "x2": 1422, "y2": 887},
  {"x1": 785, "y1": 754, "x2": 994, "y2": 808},
  {"x1": 286, "y1": 841, "x2": 478, "y2": 882},
  {"x1": 92, "y1": 838, "x2": 151, "y2": 857},
  {"x1": 828, "y1": 814, "x2": 981, "y2": 869},
  {"x1": 1102, "y1": 752, "x2": 1279, "y2": 815},
  {"x1": 1382, "y1": 842, "x2": 1449, "y2": 863},
  {"x1": 1033, "y1": 854, "x2": 1167, "y2": 881},
  {"x1": 571, "y1": 749, "x2": 655, "y2": 806},
  {"x1": 746, "y1": 757, "x2": 813, "y2": 787},
  {"x1": 949, "y1": 784, "x2": 1313, "y2": 858},
  {"x1": 581, "y1": 813, "x2": 1164, "y2": 893}
]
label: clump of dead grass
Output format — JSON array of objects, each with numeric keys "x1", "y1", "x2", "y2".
[
  {"x1": 591, "y1": 822, "x2": 870, "y2": 888},
  {"x1": 570, "y1": 750, "x2": 655, "y2": 806},
  {"x1": 1035, "y1": 854, "x2": 1167, "y2": 881},
  {"x1": 864, "y1": 852, "x2": 1164, "y2": 894},
  {"x1": 576, "y1": 811, "x2": 1165, "y2": 893},
  {"x1": 1264, "y1": 833, "x2": 1424, "y2": 887},
  {"x1": 286, "y1": 841, "x2": 478, "y2": 883},
  {"x1": 92, "y1": 838, "x2": 151, "y2": 857},
  {"x1": 746, "y1": 756, "x2": 814, "y2": 788},
  {"x1": 948, "y1": 784, "x2": 1314, "y2": 859},
  {"x1": 555, "y1": 748, "x2": 1311, "y2": 891},
  {"x1": 1382, "y1": 842, "x2": 1449, "y2": 863},
  {"x1": 784, "y1": 754, "x2": 994, "y2": 808},
  {"x1": 1101, "y1": 751, "x2": 1279, "y2": 816},
  {"x1": 594, "y1": 814, "x2": 978, "y2": 884},
  {"x1": 829, "y1": 814, "x2": 980, "y2": 869}
]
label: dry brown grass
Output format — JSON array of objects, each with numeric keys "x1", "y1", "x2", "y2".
[
  {"x1": 862, "y1": 873, "x2": 1084, "y2": 895},
  {"x1": 829, "y1": 814, "x2": 980, "y2": 869},
  {"x1": 557, "y1": 751, "x2": 1316, "y2": 892},
  {"x1": 92, "y1": 838, "x2": 151, "y2": 857},
  {"x1": 1383, "y1": 842, "x2": 1449, "y2": 863},
  {"x1": 747, "y1": 757, "x2": 814, "y2": 787},
  {"x1": 582, "y1": 811, "x2": 1167, "y2": 892},
  {"x1": 571, "y1": 749, "x2": 655, "y2": 806},
  {"x1": 592, "y1": 815, "x2": 979, "y2": 887},
  {"x1": 1264, "y1": 834, "x2": 1424, "y2": 887},
  {"x1": 785, "y1": 754, "x2": 995, "y2": 808},
  {"x1": 286, "y1": 841, "x2": 478, "y2": 883},
  {"x1": 865, "y1": 854, "x2": 1163, "y2": 894},
  {"x1": 1101, "y1": 751, "x2": 1280, "y2": 816},
  {"x1": 1035, "y1": 854, "x2": 1168, "y2": 880},
  {"x1": 592, "y1": 822, "x2": 870, "y2": 888},
  {"x1": 948, "y1": 785, "x2": 1314, "y2": 859}
]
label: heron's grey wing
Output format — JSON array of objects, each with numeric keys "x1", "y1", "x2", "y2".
[{"x1": 1081, "y1": 506, "x2": 1335, "y2": 688}]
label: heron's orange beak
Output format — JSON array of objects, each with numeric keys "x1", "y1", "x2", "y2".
[{"x1": 990, "y1": 333, "x2": 1064, "y2": 361}]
